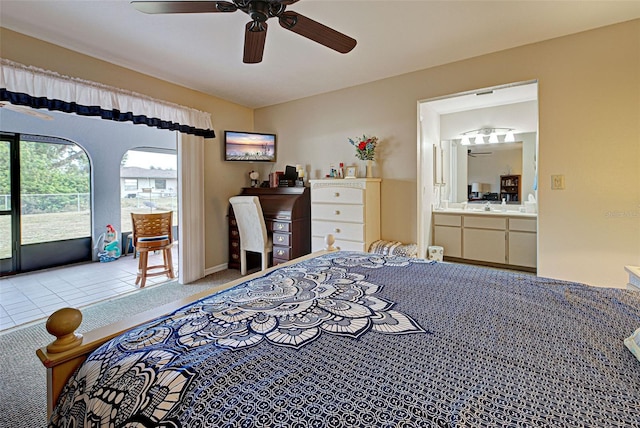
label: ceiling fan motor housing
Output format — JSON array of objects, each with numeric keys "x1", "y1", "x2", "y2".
[{"x1": 247, "y1": 1, "x2": 269, "y2": 22}]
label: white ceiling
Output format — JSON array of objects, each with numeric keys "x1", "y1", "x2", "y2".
[
  {"x1": 1, "y1": 1, "x2": 639, "y2": 109},
  {"x1": 424, "y1": 82, "x2": 538, "y2": 115},
  {"x1": 426, "y1": 82, "x2": 539, "y2": 139}
]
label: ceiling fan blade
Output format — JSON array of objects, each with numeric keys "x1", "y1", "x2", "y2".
[
  {"x1": 278, "y1": 11, "x2": 356, "y2": 54},
  {"x1": 130, "y1": 1, "x2": 237, "y2": 14},
  {"x1": 244, "y1": 21, "x2": 267, "y2": 64}
]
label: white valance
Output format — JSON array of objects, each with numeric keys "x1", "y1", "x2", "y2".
[{"x1": 0, "y1": 58, "x2": 215, "y2": 138}]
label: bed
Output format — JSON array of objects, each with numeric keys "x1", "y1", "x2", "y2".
[{"x1": 39, "y1": 250, "x2": 640, "y2": 427}]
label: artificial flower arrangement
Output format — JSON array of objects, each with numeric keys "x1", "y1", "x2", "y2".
[{"x1": 349, "y1": 135, "x2": 379, "y2": 161}]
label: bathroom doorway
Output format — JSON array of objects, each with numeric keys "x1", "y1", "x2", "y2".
[{"x1": 416, "y1": 81, "x2": 539, "y2": 259}]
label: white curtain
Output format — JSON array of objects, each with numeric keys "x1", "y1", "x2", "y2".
[
  {"x1": 1, "y1": 59, "x2": 214, "y2": 136},
  {"x1": 177, "y1": 133, "x2": 206, "y2": 284}
]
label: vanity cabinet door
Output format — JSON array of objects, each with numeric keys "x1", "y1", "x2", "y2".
[
  {"x1": 508, "y1": 218, "x2": 537, "y2": 268},
  {"x1": 433, "y1": 214, "x2": 462, "y2": 257},
  {"x1": 462, "y1": 215, "x2": 506, "y2": 264},
  {"x1": 433, "y1": 225, "x2": 462, "y2": 257},
  {"x1": 463, "y1": 228, "x2": 506, "y2": 264},
  {"x1": 508, "y1": 232, "x2": 536, "y2": 267}
]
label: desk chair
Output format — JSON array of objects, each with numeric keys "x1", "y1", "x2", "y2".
[
  {"x1": 131, "y1": 211, "x2": 175, "y2": 287},
  {"x1": 229, "y1": 196, "x2": 273, "y2": 275}
]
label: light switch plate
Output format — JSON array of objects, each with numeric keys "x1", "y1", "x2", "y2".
[{"x1": 551, "y1": 174, "x2": 565, "y2": 190}]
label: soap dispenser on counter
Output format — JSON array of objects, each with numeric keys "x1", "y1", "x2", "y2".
[{"x1": 501, "y1": 198, "x2": 507, "y2": 212}]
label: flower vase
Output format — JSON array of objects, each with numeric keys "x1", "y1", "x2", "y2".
[{"x1": 365, "y1": 159, "x2": 373, "y2": 178}]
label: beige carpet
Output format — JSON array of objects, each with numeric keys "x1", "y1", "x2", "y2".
[{"x1": 0, "y1": 269, "x2": 242, "y2": 428}]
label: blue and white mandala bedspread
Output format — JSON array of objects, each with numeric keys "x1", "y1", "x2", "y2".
[{"x1": 50, "y1": 251, "x2": 640, "y2": 427}]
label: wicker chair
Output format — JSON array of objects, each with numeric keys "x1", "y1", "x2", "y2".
[
  {"x1": 131, "y1": 211, "x2": 175, "y2": 287},
  {"x1": 229, "y1": 196, "x2": 272, "y2": 275}
]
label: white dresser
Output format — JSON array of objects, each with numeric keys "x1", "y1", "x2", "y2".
[
  {"x1": 309, "y1": 178, "x2": 381, "y2": 252},
  {"x1": 625, "y1": 266, "x2": 640, "y2": 291}
]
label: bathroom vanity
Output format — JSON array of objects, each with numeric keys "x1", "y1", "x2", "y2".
[{"x1": 432, "y1": 209, "x2": 537, "y2": 271}]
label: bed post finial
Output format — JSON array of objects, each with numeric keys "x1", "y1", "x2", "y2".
[
  {"x1": 324, "y1": 234, "x2": 337, "y2": 251},
  {"x1": 45, "y1": 307, "x2": 83, "y2": 353}
]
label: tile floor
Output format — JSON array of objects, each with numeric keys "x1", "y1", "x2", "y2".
[{"x1": 0, "y1": 249, "x2": 178, "y2": 332}]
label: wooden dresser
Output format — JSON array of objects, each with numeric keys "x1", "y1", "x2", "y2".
[
  {"x1": 228, "y1": 186, "x2": 311, "y2": 269},
  {"x1": 309, "y1": 178, "x2": 381, "y2": 252}
]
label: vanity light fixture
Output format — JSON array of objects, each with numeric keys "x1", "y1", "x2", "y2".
[
  {"x1": 458, "y1": 127, "x2": 516, "y2": 145},
  {"x1": 504, "y1": 130, "x2": 515, "y2": 142}
]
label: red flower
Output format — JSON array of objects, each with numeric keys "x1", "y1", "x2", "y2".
[{"x1": 358, "y1": 141, "x2": 367, "y2": 150}]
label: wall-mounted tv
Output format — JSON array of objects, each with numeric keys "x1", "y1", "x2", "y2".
[{"x1": 224, "y1": 130, "x2": 276, "y2": 162}]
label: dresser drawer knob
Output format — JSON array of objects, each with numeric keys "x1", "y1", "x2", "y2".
[
  {"x1": 277, "y1": 250, "x2": 285, "y2": 256},
  {"x1": 334, "y1": 210, "x2": 340, "y2": 215},
  {"x1": 334, "y1": 192, "x2": 340, "y2": 197},
  {"x1": 276, "y1": 224, "x2": 284, "y2": 230},
  {"x1": 334, "y1": 228, "x2": 340, "y2": 233},
  {"x1": 277, "y1": 236, "x2": 284, "y2": 242}
]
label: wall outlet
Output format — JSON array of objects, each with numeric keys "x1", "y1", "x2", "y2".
[{"x1": 551, "y1": 174, "x2": 565, "y2": 190}]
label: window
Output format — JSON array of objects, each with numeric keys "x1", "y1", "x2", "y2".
[
  {"x1": 124, "y1": 179, "x2": 138, "y2": 191},
  {"x1": 155, "y1": 179, "x2": 166, "y2": 190},
  {"x1": 20, "y1": 138, "x2": 91, "y2": 244},
  {"x1": 120, "y1": 148, "x2": 177, "y2": 233}
]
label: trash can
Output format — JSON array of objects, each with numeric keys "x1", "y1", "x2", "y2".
[{"x1": 427, "y1": 246, "x2": 444, "y2": 262}]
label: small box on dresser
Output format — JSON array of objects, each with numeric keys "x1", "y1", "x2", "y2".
[{"x1": 309, "y1": 178, "x2": 381, "y2": 252}]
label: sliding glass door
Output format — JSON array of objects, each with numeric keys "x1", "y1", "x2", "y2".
[
  {"x1": 0, "y1": 133, "x2": 92, "y2": 275},
  {"x1": 0, "y1": 137, "x2": 15, "y2": 273}
]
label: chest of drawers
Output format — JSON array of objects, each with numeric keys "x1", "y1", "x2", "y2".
[{"x1": 309, "y1": 178, "x2": 381, "y2": 252}]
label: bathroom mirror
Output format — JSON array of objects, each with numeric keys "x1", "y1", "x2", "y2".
[
  {"x1": 423, "y1": 82, "x2": 539, "y2": 209},
  {"x1": 454, "y1": 133, "x2": 536, "y2": 204}
]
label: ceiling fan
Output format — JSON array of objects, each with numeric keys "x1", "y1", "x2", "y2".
[
  {"x1": 130, "y1": 0, "x2": 357, "y2": 64},
  {"x1": 467, "y1": 149, "x2": 492, "y2": 157}
]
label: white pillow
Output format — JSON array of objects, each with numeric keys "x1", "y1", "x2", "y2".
[{"x1": 624, "y1": 328, "x2": 640, "y2": 362}]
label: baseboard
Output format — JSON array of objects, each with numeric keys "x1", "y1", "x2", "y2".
[
  {"x1": 442, "y1": 256, "x2": 536, "y2": 274},
  {"x1": 204, "y1": 263, "x2": 228, "y2": 276}
]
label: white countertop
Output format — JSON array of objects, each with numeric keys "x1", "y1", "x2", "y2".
[{"x1": 433, "y1": 208, "x2": 537, "y2": 218}]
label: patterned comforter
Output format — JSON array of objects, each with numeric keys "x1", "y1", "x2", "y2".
[{"x1": 50, "y1": 252, "x2": 640, "y2": 427}]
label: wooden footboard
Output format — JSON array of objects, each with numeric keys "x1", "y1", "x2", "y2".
[{"x1": 37, "y1": 238, "x2": 336, "y2": 418}]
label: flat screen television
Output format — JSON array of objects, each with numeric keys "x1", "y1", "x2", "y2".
[{"x1": 224, "y1": 130, "x2": 276, "y2": 162}]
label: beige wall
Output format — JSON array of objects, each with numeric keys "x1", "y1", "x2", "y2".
[
  {"x1": 1, "y1": 28, "x2": 254, "y2": 271},
  {"x1": 2, "y1": 20, "x2": 639, "y2": 287},
  {"x1": 255, "y1": 19, "x2": 640, "y2": 287}
]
